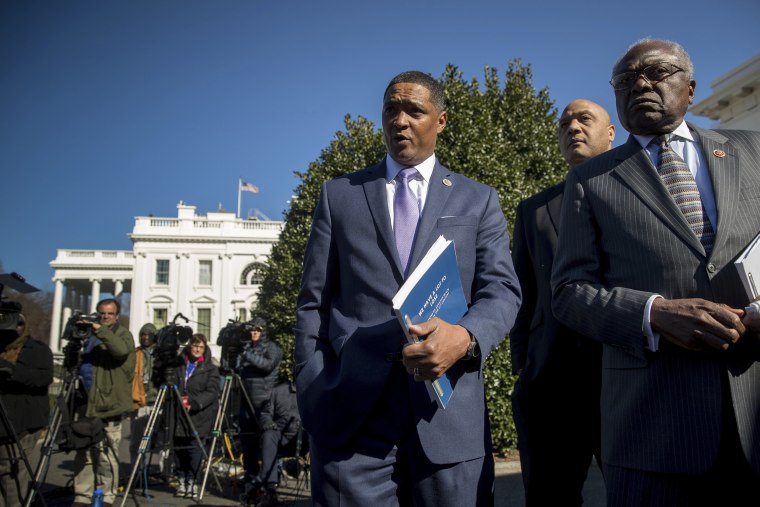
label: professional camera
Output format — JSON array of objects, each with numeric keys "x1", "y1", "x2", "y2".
[
  {"x1": 0, "y1": 272, "x2": 37, "y2": 337},
  {"x1": 59, "y1": 310, "x2": 100, "y2": 370},
  {"x1": 62, "y1": 311, "x2": 100, "y2": 340},
  {"x1": 152, "y1": 313, "x2": 194, "y2": 385},
  {"x1": 216, "y1": 318, "x2": 258, "y2": 373}
]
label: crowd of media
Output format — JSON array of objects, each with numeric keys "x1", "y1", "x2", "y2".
[{"x1": 0, "y1": 291, "x2": 299, "y2": 507}]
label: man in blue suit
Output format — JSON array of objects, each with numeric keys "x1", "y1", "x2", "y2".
[{"x1": 295, "y1": 70, "x2": 521, "y2": 506}]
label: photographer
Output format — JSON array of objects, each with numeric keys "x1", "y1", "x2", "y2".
[
  {"x1": 71, "y1": 298, "x2": 135, "y2": 507},
  {"x1": 173, "y1": 333, "x2": 220, "y2": 499},
  {"x1": 234, "y1": 318, "x2": 282, "y2": 501},
  {"x1": 255, "y1": 379, "x2": 302, "y2": 507},
  {"x1": 0, "y1": 313, "x2": 53, "y2": 507}
]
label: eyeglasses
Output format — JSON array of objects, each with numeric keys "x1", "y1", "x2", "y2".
[{"x1": 610, "y1": 62, "x2": 685, "y2": 91}]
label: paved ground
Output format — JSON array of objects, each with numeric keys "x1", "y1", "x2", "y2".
[{"x1": 26, "y1": 428, "x2": 606, "y2": 506}]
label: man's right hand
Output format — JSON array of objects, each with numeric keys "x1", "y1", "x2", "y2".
[{"x1": 651, "y1": 297, "x2": 746, "y2": 351}]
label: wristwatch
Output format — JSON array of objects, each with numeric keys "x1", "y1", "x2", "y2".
[{"x1": 464, "y1": 334, "x2": 480, "y2": 360}]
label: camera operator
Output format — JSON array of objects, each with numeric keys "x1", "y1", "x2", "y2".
[
  {"x1": 234, "y1": 318, "x2": 282, "y2": 502},
  {"x1": 173, "y1": 333, "x2": 220, "y2": 499},
  {"x1": 255, "y1": 379, "x2": 302, "y2": 507},
  {"x1": 0, "y1": 313, "x2": 53, "y2": 507},
  {"x1": 128, "y1": 323, "x2": 160, "y2": 470},
  {"x1": 71, "y1": 298, "x2": 135, "y2": 507}
]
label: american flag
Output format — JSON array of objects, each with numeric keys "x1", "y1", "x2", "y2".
[{"x1": 240, "y1": 181, "x2": 259, "y2": 193}]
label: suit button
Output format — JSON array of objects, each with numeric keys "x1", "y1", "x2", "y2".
[{"x1": 707, "y1": 263, "x2": 717, "y2": 273}]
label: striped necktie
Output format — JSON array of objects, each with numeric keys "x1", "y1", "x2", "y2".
[
  {"x1": 394, "y1": 167, "x2": 420, "y2": 275},
  {"x1": 654, "y1": 134, "x2": 715, "y2": 255}
]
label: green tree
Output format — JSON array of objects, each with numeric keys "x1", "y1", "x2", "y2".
[
  {"x1": 253, "y1": 116, "x2": 385, "y2": 381},
  {"x1": 255, "y1": 61, "x2": 567, "y2": 455}
]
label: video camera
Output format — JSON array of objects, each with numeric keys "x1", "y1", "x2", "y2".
[
  {"x1": 0, "y1": 272, "x2": 38, "y2": 342},
  {"x1": 216, "y1": 318, "x2": 262, "y2": 374},
  {"x1": 62, "y1": 311, "x2": 100, "y2": 341},
  {"x1": 152, "y1": 313, "x2": 194, "y2": 385}
]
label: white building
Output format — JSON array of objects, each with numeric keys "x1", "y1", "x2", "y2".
[
  {"x1": 49, "y1": 202, "x2": 283, "y2": 356},
  {"x1": 691, "y1": 53, "x2": 760, "y2": 130}
]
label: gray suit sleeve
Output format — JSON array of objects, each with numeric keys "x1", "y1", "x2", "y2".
[{"x1": 550, "y1": 171, "x2": 651, "y2": 358}]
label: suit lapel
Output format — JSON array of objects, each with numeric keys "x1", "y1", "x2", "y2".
[
  {"x1": 545, "y1": 183, "x2": 564, "y2": 235},
  {"x1": 689, "y1": 124, "x2": 738, "y2": 259},
  {"x1": 407, "y1": 161, "x2": 453, "y2": 272},
  {"x1": 612, "y1": 135, "x2": 705, "y2": 254},
  {"x1": 362, "y1": 158, "x2": 403, "y2": 274}
]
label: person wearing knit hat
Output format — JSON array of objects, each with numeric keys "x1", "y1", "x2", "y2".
[{"x1": 128, "y1": 322, "x2": 160, "y2": 472}]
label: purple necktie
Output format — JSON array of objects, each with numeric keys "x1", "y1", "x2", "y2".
[
  {"x1": 654, "y1": 134, "x2": 715, "y2": 255},
  {"x1": 394, "y1": 167, "x2": 420, "y2": 275}
]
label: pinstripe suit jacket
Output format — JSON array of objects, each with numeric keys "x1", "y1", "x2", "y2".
[{"x1": 551, "y1": 124, "x2": 760, "y2": 475}]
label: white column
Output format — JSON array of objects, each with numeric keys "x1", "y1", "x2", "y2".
[
  {"x1": 114, "y1": 279, "x2": 124, "y2": 298},
  {"x1": 89, "y1": 279, "x2": 101, "y2": 313},
  {"x1": 50, "y1": 279, "x2": 64, "y2": 352},
  {"x1": 67, "y1": 287, "x2": 76, "y2": 311}
]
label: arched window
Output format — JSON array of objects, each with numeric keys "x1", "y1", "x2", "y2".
[{"x1": 240, "y1": 262, "x2": 266, "y2": 285}]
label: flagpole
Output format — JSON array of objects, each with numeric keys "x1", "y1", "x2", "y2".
[{"x1": 237, "y1": 178, "x2": 241, "y2": 218}]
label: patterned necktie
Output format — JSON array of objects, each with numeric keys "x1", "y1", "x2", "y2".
[
  {"x1": 394, "y1": 167, "x2": 420, "y2": 275},
  {"x1": 654, "y1": 134, "x2": 715, "y2": 254}
]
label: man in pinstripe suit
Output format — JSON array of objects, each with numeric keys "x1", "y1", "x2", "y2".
[{"x1": 551, "y1": 38, "x2": 760, "y2": 506}]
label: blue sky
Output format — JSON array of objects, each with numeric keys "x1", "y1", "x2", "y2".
[{"x1": 2, "y1": 0, "x2": 758, "y2": 291}]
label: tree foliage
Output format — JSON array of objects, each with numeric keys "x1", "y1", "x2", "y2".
[{"x1": 255, "y1": 60, "x2": 568, "y2": 454}]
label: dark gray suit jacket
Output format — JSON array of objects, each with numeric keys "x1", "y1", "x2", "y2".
[
  {"x1": 295, "y1": 157, "x2": 521, "y2": 464},
  {"x1": 510, "y1": 182, "x2": 600, "y2": 386},
  {"x1": 551, "y1": 125, "x2": 760, "y2": 474}
]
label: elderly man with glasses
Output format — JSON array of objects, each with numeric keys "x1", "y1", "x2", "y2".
[{"x1": 551, "y1": 38, "x2": 760, "y2": 506}]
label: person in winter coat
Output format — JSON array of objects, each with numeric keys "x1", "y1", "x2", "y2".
[
  {"x1": 234, "y1": 318, "x2": 282, "y2": 501},
  {"x1": 0, "y1": 313, "x2": 54, "y2": 507},
  {"x1": 173, "y1": 333, "x2": 220, "y2": 499},
  {"x1": 128, "y1": 322, "x2": 160, "y2": 469},
  {"x1": 255, "y1": 380, "x2": 303, "y2": 507},
  {"x1": 72, "y1": 298, "x2": 135, "y2": 507}
]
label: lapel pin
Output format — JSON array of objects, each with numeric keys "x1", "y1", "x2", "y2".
[
  {"x1": 713, "y1": 149, "x2": 726, "y2": 158},
  {"x1": 442, "y1": 178, "x2": 452, "y2": 187}
]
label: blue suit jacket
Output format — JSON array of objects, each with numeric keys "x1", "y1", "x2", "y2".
[{"x1": 295, "y1": 157, "x2": 521, "y2": 464}]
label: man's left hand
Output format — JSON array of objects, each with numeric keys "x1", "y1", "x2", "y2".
[{"x1": 402, "y1": 318, "x2": 471, "y2": 381}]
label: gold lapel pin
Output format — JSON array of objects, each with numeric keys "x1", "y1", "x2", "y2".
[
  {"x1": 442, "y1": 178, "x2": 452, "y2": 187},
  {"x1": 713, "y1": 149, "x2": 726, "y2": 158}
]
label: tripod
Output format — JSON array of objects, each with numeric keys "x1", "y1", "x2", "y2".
[
  {"x1": 119, "y1": 380, "x2": 224, "y2": 507},
  {"x1": 0, "y1": 396, "x2": 49, "y2": 507},
  {"x1": 23, "y1": 349, "x2": 87, "y2": 507},
  {"x1": 198, "y1": 372, "x2": 257, "y2": 501}
]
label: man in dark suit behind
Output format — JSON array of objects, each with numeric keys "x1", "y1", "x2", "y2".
[
  {"x1": 551, "y1": 38, "x2": 760, "y2": 506},
  {"x1": 510, "y1": 99, "x2": 614, "y2": 506},
  {"x1": 295, "y1": 70, "x2": 521, "y2": 506}
]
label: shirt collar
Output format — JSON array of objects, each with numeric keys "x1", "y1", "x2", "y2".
[
  {"x1": 385, "y1": 153, "x2": 436, "y2": 182},
  {"x1": 633, "y1": 121, "x2": 694, "y2": 149}
]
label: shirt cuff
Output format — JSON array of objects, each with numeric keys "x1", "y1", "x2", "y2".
[{"x1": 643, "y1": 294, "x2": 663, "y2": 351}]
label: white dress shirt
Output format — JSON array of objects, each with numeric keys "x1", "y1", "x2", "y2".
[{"x1": 384, "y1": 153, "x2": 436, "y2": 227}]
